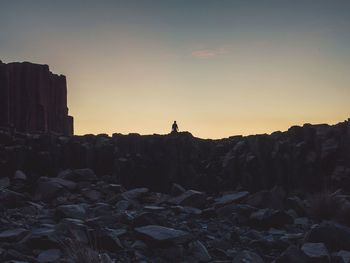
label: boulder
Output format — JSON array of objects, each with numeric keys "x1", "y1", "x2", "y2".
[
  {"x1": 245, "y1": 186, "x2": 285, "y2": 210},
  {"x1": 132, "y1": 212, "x2": 165, "y2": 227},
  {"x1": 95, "y1": 228, "x2": 126, "y2": 251},
  {"x1": 121, "y1": 188, "x2": 149, "y2": 200},
  {"x1": 0, "y1": 228, "x2": 29, "y2": 242},
  {"x1": 59, "y1": 168, "x2": 97, "y2": 181},
  {"x1": 56, "y1": 204, "x2": 87, "y2": 220},
  {"x1": 301, "y1": 243, "x2": 330, "y2": 263},
  {"x1": 168, "y1": 190, "x2": 206, "y2": 208},
  {"x1": 157, "y1": 244, "x2": 185, "y2": 262},
  {"x1": 55, "y1": 218, "x2": 88, "y2": 243},
  {"x1": 305, "y1": 222, "x2": 350, "y2": 251},
  {"x1": 115, "y1": 200, "x2": 131, "y2": 212},
  {"x1": 232, "y1": 250, "x2": 265, "y2": 263},
  {"x1": 23, "y1": 228, "x2": 60, "y2": 249},
  {"x1": 100, "y1": 253, "x2": 114, "y2": 263},
  {"x1": 249, "y1": 208, "x2": 293, "y2": 228},
  {"x1": 214, "y1": 191, "x2": 249, "y2": 207},
  {"x1": 37, "y1": 249, "x2": 61, "y2": 263},
  {"x1": 286, "y1": 196, "x2": 306, "y2": 216},
  {"x1": 35, "y1": 179, "x2": 64, "y2": 200},
  {"x1": 0, "y1": 189, "x2": 26, "y2": 208},
  {"x1": 190, "y1": 240, "x2": 211, "y2": 262},
  {"x1": 333, "y1": 250, "x2": 350, "y2": 263},
  {"x1": 35, "y1": 177, "x2": 76, "y2": 200},
  {"x1": 135, "y1": 225, "x2": 192, "y2": 244},
  {"x1": 216, "y1": 203, "x2": 256, "y2": 219},
  {"x1": 274, "y1": 245, "x2": 308, "y2": 263},
  {"x1": 0, "y1": 177, "x2": 10, "y2": 189},
  {"x1": 81, "y1": 189, "x2": 102, "y2": 201},
  {"x1": 14, "y1": 170, "x2": 27, "y2": 181},
  {"x1": 48, "y1": 177, "x2": 77, "y2": 190},
  {"x1": 171, "y1": 183, "x2": 186, "y2": 196}
]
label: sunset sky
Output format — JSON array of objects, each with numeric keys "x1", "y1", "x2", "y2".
[{"x1": 1, "y1": 1, "x2": 349, "y2": 138}]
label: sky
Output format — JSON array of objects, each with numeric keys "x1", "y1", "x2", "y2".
[{"x1": 1, "y1": 0, "x2": 350, "y2": 138}]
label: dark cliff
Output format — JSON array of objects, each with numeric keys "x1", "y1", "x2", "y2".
[
  {"x1": 0, "y1": 61, "x2": 73, "y2": 135},
  {"x1": 0, "y1": 119, "x2": 350, "y2": 262},
  {"x1": 0, "y1": 120, "x2": 349, "y2": 193}
]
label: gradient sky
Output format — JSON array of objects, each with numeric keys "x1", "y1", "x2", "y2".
[{"x1": 1, "y1": 1, "x2": 350, "y2": 138}]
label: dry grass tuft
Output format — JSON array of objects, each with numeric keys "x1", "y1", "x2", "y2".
[{"x1": 62, "y1": 238, "x2": 101, "y2": 263}]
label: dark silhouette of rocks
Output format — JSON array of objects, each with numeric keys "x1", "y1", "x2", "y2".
[
  {"x1": 0, "y1": 120, "x2": 349, "y2": 194},
  {"x1": 0, "y1": 61, "x2": 73, "y2": 135},
  {"x1": 0, "y1": 120, "x2": 350, "y2": 262}
]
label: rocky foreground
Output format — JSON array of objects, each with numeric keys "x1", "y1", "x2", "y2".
[{"x1": 0, "y1": 120, "x2": 350, "y2": 262}]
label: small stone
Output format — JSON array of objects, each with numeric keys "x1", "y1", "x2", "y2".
[
  {"x1": 37, "y1": 249, "x2": 61, "y2": 262},
  {"x1": 0, "y1": 177, "x2": 10, "y2": 189},
  {"x1": 14, "y1": 170, "x2": 27, "y2": 180},
  {"x1": 274, "y1": 245, "x2": 308, "y2": 263},
  {"x1": 56, "y1": 204, "x2": 86, "y2": 220},
  {"x1": 23, "y1": 227, "x2": 59, "y2": 249},
  {"x1": 35, "y1": 178, "x2": 64, "y2": 200},
  {"x1": 48, "y1": 177, "x2": 77, "y2": 190},
  {"x1": 59, "y1": 168, "x2": 97, "y2": 181},
  {"x1": 116, "y1": 200, "x2": 130, "y2": 211},
  {"x1": 81, "y1": 189, "x2": 102, "y2": 201},
  {"x1": 334, "y1": 250, "x2": 350, "y2": 263},
  {"x1": 0, "y1": 228, "x2": 29, "y2": 242},
  {"x1": 100, "y1": 253, "x2": 114, "y2": 263},
  {"x1": 122, "y1": 188, "x2": 149, "y2": 200},
  {"x1": 96, "y1": 228, "x2": 125, "y2": 251},
  {"x1": 305, "y1": 222, "x2": 350, "y2": 251},
  {"x1": 171, "y1": 183, "x2": 186, "y2": 196},
  {"x1": 135, "y1": 225, "x2": 191, "y2": 244},
  {"x1": 132, "y1": 212, "x2": 164, "y2": 227},
  {"x1": 232, "y1": 250, "x2": 265, "y2": 263},
  {"x1": 214, "y1": 191, "x2": 249, "y2": 206},
  {"x1": 144, "y1": 205, "x2": 166, "y2": 211},
  {"x1": 191, "y1": 240, "x2": 211, "y2": 262},
  {"x1": 168, "y1": 190, "x2": 206, "y2": 208},
  {"x1": 0, "y1": 189, "x2": 26, "y2": 207},
  {"x1": 249, "y1": 208, "x2": 293, "y2": 228}
]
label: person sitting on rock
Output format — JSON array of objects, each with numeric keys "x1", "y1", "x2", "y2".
[{"x1": 171, "y1": 121, "x2": 179, "y2": 134}]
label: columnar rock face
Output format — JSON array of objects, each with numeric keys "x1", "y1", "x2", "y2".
[
  {"x1": 0, "y1": 121, "x2": 350, "y2": 262},
  {"x1": 0, "y1": 120, "x2": 349, "y2": 193},
  {"x1": 0, "y1": 61, "x2": 73, "y2": 135}
]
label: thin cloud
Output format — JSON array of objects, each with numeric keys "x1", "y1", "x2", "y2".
[{"x1": 191, "y1": 46, "x2": 232, "y2": 59}]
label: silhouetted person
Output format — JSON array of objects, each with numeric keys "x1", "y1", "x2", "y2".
[{"x1": 171, "y1": 121, "x2": 178, "y2": 134}]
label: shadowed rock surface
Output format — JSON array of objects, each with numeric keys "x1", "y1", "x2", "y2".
[
  {"x1": 0, "y1": 119, "x2": 349, "y2": 262},
  {"x1": 0, "y1": 119, "x2": 349, "y2": 193},
  {"x1": 0, "y1": 61, "x2": 73, "y2": 135}
]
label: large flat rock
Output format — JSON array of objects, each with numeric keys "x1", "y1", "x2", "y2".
[{"x1": 135, "y1": 225, "x2": 192, "y2": 244}]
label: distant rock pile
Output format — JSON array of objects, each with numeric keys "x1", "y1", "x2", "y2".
[
  {"x1": 0, "y1": 61, "x2": 73, "y2": 135},
  {"x1": 0, "y1": 120, "x2": 349, "y2": 262}
]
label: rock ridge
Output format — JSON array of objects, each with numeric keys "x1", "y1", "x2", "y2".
[{"x1": 0, "y1": 61, "x2": 73, "y2": 135}]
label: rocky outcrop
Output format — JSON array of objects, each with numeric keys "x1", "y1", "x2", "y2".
[
  {"x1": 0, "y1": 61, "x2": 73, "y2": 135},
  {"x1": 0, "y1": 120, "x2": 349, "y2": 194},
  {"x1": 0, "y1": 120, "x2": 350, "y2": 262}
]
